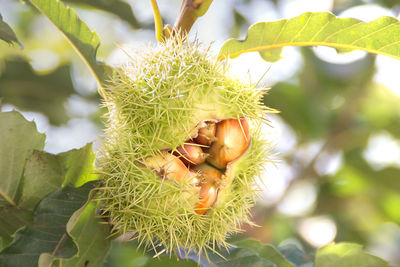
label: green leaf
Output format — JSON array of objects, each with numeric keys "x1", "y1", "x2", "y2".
[
  {"x1": 0, "y1": 110, "x2": 97, "y2": 241},
  {"x1": 39, "y1": 201, "x2": 111, "y2": 267},
  {"x1": 186, "y1": 239, "x2": 295, "y2": 267},
  {"x1": 0, "y1": 111, "x2": 103, "y2": 265},
  {"x1": 218, "y1": 12, "x2": 400, "y2": 62},
  {"x1": 208, "y1": 250, "x2": 275, "y2": 267},
  {"x1": 58, "y1": 143, "x2": 98, "y2": 188},
  {"x1": 63, "y1": 0, "x2": 140, "y2": 28},
  {"x1": 0, "y1": 14, "x2": 22, "y2": 47},
  {"x1": 0, "y1": 111, "x2": 45, "y2": 208},
  {"x1": 233, "y1": 239, "x2": 294, "y2": 267},
  {"x1": 144, "y1": 256, "x2": 198, "y2": 267},
  {"x1": 0, "y1": 182, "x2": 95, "y2": 267},
  {"x1": 19, "y1": 143, "x2": 97, "y2": 210},
  {"x1": 0, "y1": 111, "x2": 44, "y2": 241},
  {"x1": 0, "y1": 207, "x2": 32, "y2": 241},
  {"x1": 315, "y1": 243, "x2": 389, "y2": 267},
  {"x1": 104, "y1": 241, "x2": 199, "y2": 267},
  {"x1": 17, "y1": 151, "x2": 70, "y2": 211},
  {"x1": 278, "y1": 243, "x2": 311, "y2": 267},
  {"x1": 0, "y1": 58, "x2": 75, "y2": 125},
  {"x1": 103, "y1": 240, "x2": 150, "y2": 267},
  {"x1": 25, "y1": 0, "x2": 109, "y2": 85}
]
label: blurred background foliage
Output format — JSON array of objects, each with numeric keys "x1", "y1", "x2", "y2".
[{"x1": 0, "y1": 0, "x2": 399, "y2": 266}]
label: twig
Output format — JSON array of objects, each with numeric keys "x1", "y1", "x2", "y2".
[
  {"x1": 173, "y1": 0, "x2": 213, "y2": 36},
  {"x1": 150, "y1": 0, "x2": 164, "y2": 42}
]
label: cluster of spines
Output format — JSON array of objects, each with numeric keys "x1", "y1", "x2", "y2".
[
  {"x1": 98, "y1": 124, "x2": 272, "y2": 258},
  {"x1": 97, "y1": 38, "x2": 273, "y2": 257},
  {"x1": 102, "y1": 38, "x2": 271, "y2": 157}
]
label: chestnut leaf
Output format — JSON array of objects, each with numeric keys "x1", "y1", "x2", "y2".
[{"x1": 219, "y1": 12, "x2": 400, "y2": 62}]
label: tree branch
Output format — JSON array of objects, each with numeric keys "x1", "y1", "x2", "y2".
[{"x1": 173, "y1": 0, "x2": 213, "y2": 36}]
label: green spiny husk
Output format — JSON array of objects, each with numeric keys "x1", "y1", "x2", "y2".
[{"x1": 97, "y1": 38, "x2": 274, "y2": 257}]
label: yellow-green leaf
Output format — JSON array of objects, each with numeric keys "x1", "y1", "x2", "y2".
[
  {"x1": 26, "y1": 0, "x2": 109, "y2": 85},
  {"x1": 0, "y1": 111, "x2": 45, "y2": 208},
  {"x1": 218, "y1": 12, "x2": 400, "y2": 62},
  {"x1": 63, "y1": 0, "x2": 140, "y2": 28},
  {"x1": 0, "y1": 111, "x2": 97, "y2": 242},
  {"x1": 315, "y1": 243, "x2": 388, "y2": 267},
  {"x1": 0, "y1": 13, "x2": 22, "y2": 47}
]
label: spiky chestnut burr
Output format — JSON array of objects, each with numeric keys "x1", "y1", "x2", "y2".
[{"x1": 97, "y1": 37, "x2": 274, "y2": 257}]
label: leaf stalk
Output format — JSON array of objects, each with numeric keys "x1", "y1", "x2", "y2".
[
  {"x1": 173, "y1": 0, "x2": 213, "y2": 37},
  {"x1": 150, "y1": 0, "x2": 164, "y2": 42}
]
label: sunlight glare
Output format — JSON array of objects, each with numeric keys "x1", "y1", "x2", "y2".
[
  {"x1": 278, "y1": 181, "x2": 317, "y2": 216},
  {"x1": 298, "y1": 216, "x2": 337, "y2": 247}
]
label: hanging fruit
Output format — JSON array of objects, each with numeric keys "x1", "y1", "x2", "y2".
[{"x1": 97, "y1": 37, "x2": 273, "y2": 257}]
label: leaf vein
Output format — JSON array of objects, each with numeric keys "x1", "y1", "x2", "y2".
[
  {"x1": 323, "y1": 21, "x2": 363, "y2": 41},
  {"x1": 350, "y1": 20, "x2": 400, "y2": 45},
  {"x1": 272, "y1": 19, "x2": 289, "y2": 44},
  {"x1": 290, "y1": 13, "x2": 313, "y2": 42},
  {"x1": 310, "y1": 18, "x2": 331, "y2": 41},
  {"x1": 377, "y1": 39, "x2": 400, "y2": 51}
]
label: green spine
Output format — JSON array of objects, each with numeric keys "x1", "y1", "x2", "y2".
[{"x1": 97, "y1": 38, "x2": 274, "y2": 256}]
